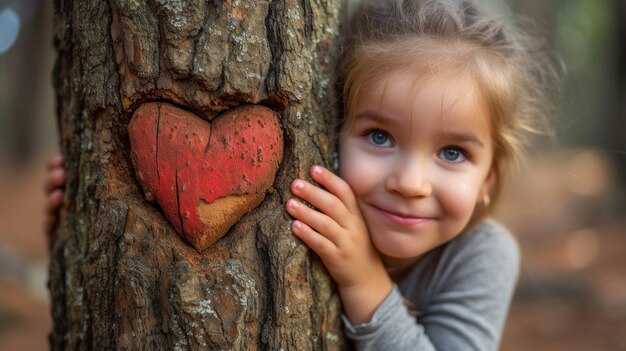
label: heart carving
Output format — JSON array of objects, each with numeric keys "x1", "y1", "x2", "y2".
[{"x1": 128, "y1": 102, "x2": 283, "y2": 251}]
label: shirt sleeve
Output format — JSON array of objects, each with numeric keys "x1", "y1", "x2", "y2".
[
  {"x1": 342, "y1": 285, "x2": 437, "y2": 351},
  {"x1": 342, "y1": 222, "x2": 520, "y2": 351}
]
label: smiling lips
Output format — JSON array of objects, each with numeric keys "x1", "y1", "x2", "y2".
[{"x1": 372, "y1": 206, "x2": 433, "y2": 226}]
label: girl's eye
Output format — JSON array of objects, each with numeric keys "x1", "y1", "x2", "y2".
[
  {"x1": 439, "y1": 147, "x2": 467, "y2": 163},
  {"x1": 367, "y1": 130, "x2": 393, "y2": 147}
]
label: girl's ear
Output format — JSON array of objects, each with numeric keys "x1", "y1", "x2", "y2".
[{"x1": 479, "y1": 167, "x2": 497, "y2": 203}]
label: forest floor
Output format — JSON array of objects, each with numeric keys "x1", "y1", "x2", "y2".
[{"x1": 1, "y1": 148, "x2": 625, "y2": 350}]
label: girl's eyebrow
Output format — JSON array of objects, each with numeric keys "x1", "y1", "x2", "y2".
[
  {"x1": 354, "y1": 110, "x2": 400, "y2": 128},
  {"x1": 439, "y1": 131, "x2": 485, "y2": 148}
]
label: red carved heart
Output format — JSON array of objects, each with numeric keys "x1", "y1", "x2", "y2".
[{"x1": 128, "y1": 103, "x2": 283, "y2": 251}]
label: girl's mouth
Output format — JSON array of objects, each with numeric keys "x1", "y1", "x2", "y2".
[{"x1": 372, "y1": 206, "x2": 432, "y2": 226}]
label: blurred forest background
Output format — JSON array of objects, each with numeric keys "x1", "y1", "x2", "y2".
[{"x1": 0, "y1": 0, "x2": 624, "y2": 350}]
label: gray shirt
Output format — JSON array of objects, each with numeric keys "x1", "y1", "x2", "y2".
[{"x1": 342, "y1": 220, "x2": 520, "y2": 350}]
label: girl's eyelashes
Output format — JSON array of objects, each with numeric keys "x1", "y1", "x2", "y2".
[
  {"x1": 438, "y1": 146, "x2": 468, "y2": 163},
  {"x1": 365, "y1": 129, "x2": 394, "y2": 147}
]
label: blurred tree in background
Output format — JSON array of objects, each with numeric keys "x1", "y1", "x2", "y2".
[
  {"x1": 0, "y1": 0, "x2": 55, "y2": 167},
  {"x1": 612, "y1": 0, "x2": 626, "y2": 179},
  {"x1": 513, "y1": 0, "x2": 625, "y2": 180}
]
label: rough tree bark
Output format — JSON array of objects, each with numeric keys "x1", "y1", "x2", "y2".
[{"x1": 49, "y1": 0, "x2": 345, "y2": 349}]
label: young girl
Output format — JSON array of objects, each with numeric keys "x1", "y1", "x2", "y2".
[
  {"x1": 46, "y1": 0, "x2": 557, "y2": 349},
  {"x1": 284, "y1": 0, "x2": 556, "y2": 349}
]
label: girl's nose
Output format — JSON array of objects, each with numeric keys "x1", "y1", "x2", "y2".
[{"x1": 385, "y1": 160, "x2": 433, "y2": 198}]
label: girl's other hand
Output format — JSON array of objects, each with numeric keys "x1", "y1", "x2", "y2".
[{"x1": 45, "y1": 154, "x2": 66, "y2": 236}]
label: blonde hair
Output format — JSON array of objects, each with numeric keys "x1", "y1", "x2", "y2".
[{"x1": 338, "y1": 0, "x2": 560, "y2": 215}]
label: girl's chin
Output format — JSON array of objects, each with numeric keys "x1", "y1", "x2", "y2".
[
  {"x1": 374, "y1": 238, "x2": 426, "y2": 263},
  {"x1": 370, "y1": 229, "x2": 425, "y2": 257}
]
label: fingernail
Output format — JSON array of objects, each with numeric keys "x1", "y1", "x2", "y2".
[
  {"x1": 288, "y1": 199, "x2": 300, "y2": 209},
  {"x1": 292, "y1": 220, "x2": 302, "y2": 229},
  {"x1": 292, "y1": 179, "x2": 304, "y2": 190},
  {"x1": 312, "y1": 165, "x2": 322, "y2": 176}
]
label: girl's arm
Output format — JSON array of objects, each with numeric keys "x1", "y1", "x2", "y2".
[
  {"x1": 286, "y1": 165, "x2": 393, "y2": 325},
  {"x1": 343, "y1": 222, "x2": 520, "y2": 351}
]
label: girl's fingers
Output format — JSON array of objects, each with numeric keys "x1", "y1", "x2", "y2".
[
  {"x1": 309, "y1": 165, "x2": 358, "y2": 210},
  {"x1": 45, "y1": 168, "x2": 66, "y2": 193},
  {"x1": 47, "y1": 154, "x2": 64, "y2": 170},
  {"x1": 290, "y1": 178, "x2": 350, "y2": 226},
  {"x1": 46, "y1": 189, "x2": 64, "y2": 214},
  {"x1": 291, "y1": 220, "x2": 337, "y2": 259},
  {"x1": 45, "y1": 189, "x2": 64, "y2": 236},
  {"x1": 286, "y1": 199, "x2": 342, "y2": 244}
]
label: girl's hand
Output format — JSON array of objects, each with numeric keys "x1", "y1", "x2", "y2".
[
  {"x1": 44, "y1": 154, "x2": 66, "y2": 236},
  {"x1": 286, "y1": 165, "x2": 392, "y2": 324}
]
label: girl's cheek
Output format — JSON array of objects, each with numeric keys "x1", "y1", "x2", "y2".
[
  {"x1": 340, "y1": 157, "x2": 371, "y2": 188},
  {"x1": 432, "y1": 175, "x2": 481, "y2": 211},
  {"x1": 456, "y1": 178, "x2": 480, "y2": 198},
  {"x1": 339, "y1": 151, "x2": 384, "y2": 196},
  {"x1": 456, "y1": 178, "x2": 470, "y2": 192}
]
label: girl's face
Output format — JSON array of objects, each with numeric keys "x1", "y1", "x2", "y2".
[{"x1": 339, "y1": 72, "x2": 495, "y2": 266}]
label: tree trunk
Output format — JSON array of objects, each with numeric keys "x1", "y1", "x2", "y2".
[
  {"x1": 49, "y1": 0, "x2": 345, "y2": 349},
  {"x1": 611, "y1": 0, "x2": 626, "y2": 180}
]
